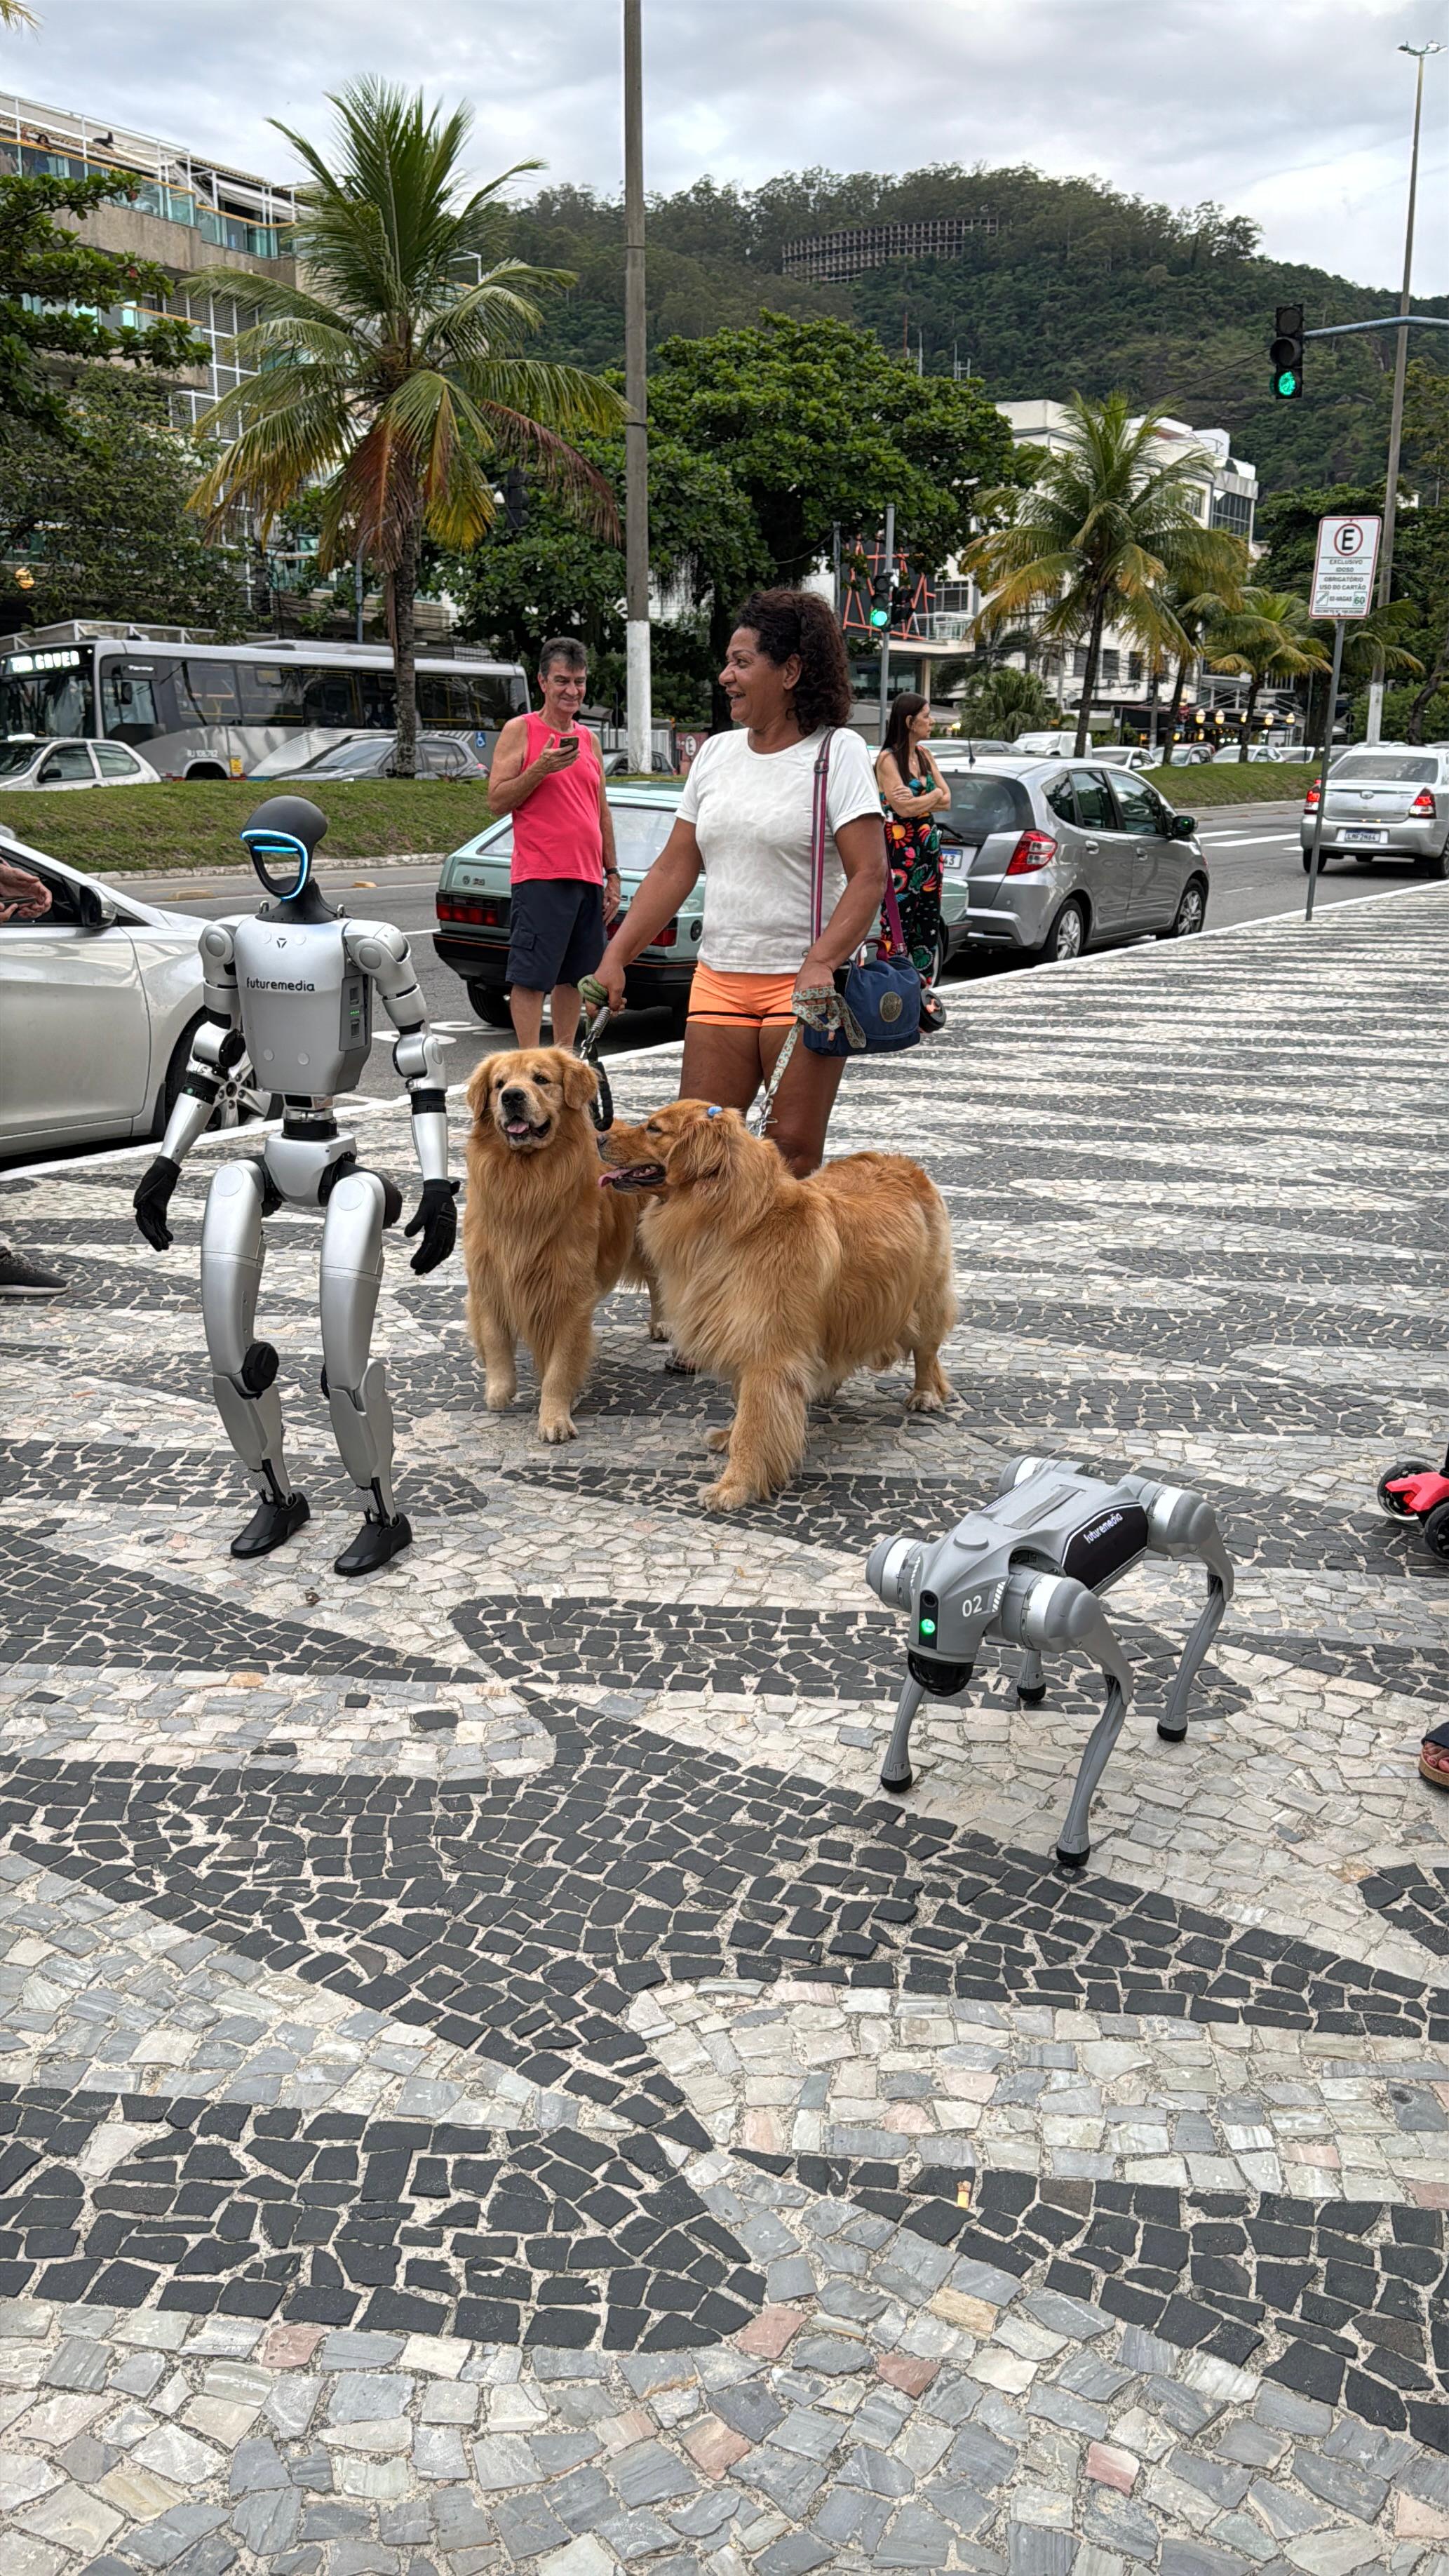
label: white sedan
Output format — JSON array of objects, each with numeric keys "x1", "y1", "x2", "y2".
[
  {"x1": 0, "y1": 737, "x2": 161, "y2": 791},
  {"x1": 0, "y1": 833, "x2": 271, "y2": 1161}
]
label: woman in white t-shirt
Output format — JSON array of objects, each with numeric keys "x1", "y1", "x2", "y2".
[{"x1": 592, "y1": 589, "x2": 887, "y2": 1174}]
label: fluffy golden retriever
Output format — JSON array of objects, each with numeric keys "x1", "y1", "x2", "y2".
[
  {"x1": 463, "y1": 1047, "x2": 664, "y2": 1442},
  {"x1": 601, "y1": 1100, "x2": 955, "y2": 1508}
]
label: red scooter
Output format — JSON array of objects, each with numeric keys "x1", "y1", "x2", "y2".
[{"x1": 1377, "y1": 1458, "x2": 1449, "y2": 1561}]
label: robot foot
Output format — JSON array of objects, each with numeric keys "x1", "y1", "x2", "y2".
[
  {"x1": 231, "y1": 1491, "x2": 311, "y2": 1559},
  {"x1": 335, "y1": 1510, "x2": 412, "y2": 1579}
]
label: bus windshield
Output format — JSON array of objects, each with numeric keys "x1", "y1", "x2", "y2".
[{"x1": 0, "y1": 649, "x2": 91, "y2": 741}]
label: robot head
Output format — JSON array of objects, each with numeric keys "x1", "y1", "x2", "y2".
[{"x1": 241, "y1": 796, "x2": 328, "y2": 903}]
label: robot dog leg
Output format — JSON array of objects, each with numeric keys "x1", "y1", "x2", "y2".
[
  {"x1": 319, "y1": 1167, "x2": 412, "y2": 1578},
  {"x1": 201, "y1": 1159, "x2": 310, "y2": 1559}
]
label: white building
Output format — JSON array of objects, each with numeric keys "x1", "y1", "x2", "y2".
[{"x1": 893, "y1": 402, "x2": 1267, "y2": 740}]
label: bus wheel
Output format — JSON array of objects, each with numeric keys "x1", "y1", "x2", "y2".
[{"x1": 186, "y1": 763, "x2": 229, "y2": 781}]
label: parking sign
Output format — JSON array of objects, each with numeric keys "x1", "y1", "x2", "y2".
[{"x1": 1309, "y1": 514, "x2": 1382, "y2": 619}]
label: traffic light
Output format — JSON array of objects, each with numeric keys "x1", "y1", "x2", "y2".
[
  {"x1": 868, "y1": 561, "x2": 896, "y2": 629},
  {"x1": 1270, "y1": 304, "x2": 1304, "y2": 401},
  {"x1": 500, "y1": 467, "x2": 528, "y2": 532}
]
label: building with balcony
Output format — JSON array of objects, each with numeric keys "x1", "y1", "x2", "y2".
[
  {"x1": 780, "y1": 213, "x2": 1003, "y2": 286},
  {"x1": 0, "y1": 90, "x2": 298, "y2": 424}
]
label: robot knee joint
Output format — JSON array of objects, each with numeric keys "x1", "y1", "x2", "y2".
[{"x1": 241, "y1": 1341, "x2": 280, "y2": 1396}]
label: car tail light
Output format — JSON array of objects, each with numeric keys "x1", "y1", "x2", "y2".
[
  {"x1": 1304, "y1": 781, "x2": 1321, "y2": 810},
  {"x1": 1005, "y1": 830, "x2": 1057, "y2": 875},
  {"x1": 437, "y1": 893, "x2": 504, "y2": 927},
  {"x1": 1410, "y1": 789, "x2": 1436, "y2": 817},
  {"x1": 650, "y1": 918, "x2": 678, "y2": 948}
]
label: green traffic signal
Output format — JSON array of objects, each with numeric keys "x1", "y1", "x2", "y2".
[
  {"x1": 869, "y1": 605, "x2": 891, "y2": 629},
  {"x1": 1275, "y1": 368, "x2": 1300, "y2": 399}
]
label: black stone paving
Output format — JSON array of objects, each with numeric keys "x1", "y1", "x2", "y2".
[
  {"x1": 0, "y1": 1531, "x2": 471, "y2": 1683},
  {"x1": 0, "y1": 2086, "x2": 761, "y2": 2353}
]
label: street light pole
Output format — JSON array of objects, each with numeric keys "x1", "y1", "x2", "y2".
[
  {"x1": 622, "y1": 0, "x2": 652, "y2": 775},
  {"x1": 1366, "y1": 39, "x2": 1442, "y2": 746}
]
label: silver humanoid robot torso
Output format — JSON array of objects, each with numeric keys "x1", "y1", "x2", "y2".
[{"x1": 133, "y1": 796, "x2": 457, "y2": 1578}]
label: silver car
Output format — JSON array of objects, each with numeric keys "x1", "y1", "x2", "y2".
[
  {"x1": 250, "y1": 730, "x2": 488, "y2": 783},
  {"x1": 937, "y1": 757, "x2": 1208, "y2": 964},
  {"x1": 0, "y1": 736, "x2": 161, "y2": 791},
  {"x1": 0, "y1": 833, "x2": 271, "y2": 1160},
  {"x1": 1300, "y1": 745, "x2": 1449, "y2": 876}
]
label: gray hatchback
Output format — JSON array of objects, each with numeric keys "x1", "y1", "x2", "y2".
[
  {"x1": 937, "y1": 757, "x2": 1208, "y2": 964},
  {"x1": 1300, "y1": 746, "x2": 1449, "y2": 876}
]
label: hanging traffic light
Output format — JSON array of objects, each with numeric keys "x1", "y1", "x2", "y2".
[{"x1": 1270, "y1": 304, "x2": 1304, "y2": 401}]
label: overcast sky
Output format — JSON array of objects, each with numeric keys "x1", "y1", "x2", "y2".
[{"x1": 6, "y1": 0, "x2": 1448, "y2": 295}]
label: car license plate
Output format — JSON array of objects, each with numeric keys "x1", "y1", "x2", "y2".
[
  {"x1": 1342, "y1": 829, "x2": 1387, "y2": 844},
  {"x1": 941, "y1": 849, "x2": 969, "y2": 876}
]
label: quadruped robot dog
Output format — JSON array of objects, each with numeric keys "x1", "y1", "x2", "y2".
[
  {"x1": 866, "y1": 1458, "x2": 1234, "y2": 1869},
  {"x1": 132, "y1": 796, "x2": 457, "y2": 1576}
]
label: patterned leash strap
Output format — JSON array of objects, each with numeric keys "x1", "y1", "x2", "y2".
[
  {"x1": 746, "y1": 981, "x2": 866, "y2": 1139},
  {"x1": 575, "y1": 973, "x2": 614, "y2": 1134}
]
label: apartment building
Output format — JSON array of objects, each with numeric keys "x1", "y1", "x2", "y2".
[{"x1": 1, "y1": 90, "x2": 297, "y2": 424}]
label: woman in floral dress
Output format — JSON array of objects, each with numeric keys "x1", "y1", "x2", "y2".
[{"x1": 876, "y1": 694, "x2": 952, "y2": 1009}]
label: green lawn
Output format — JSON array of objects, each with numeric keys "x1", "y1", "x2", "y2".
[
  {"x1": 1143, "y1": 763, "x2": 1316, "y2": 806},
  {"x1": 0, "y1": 779, "x2": 492, "y2": 875}
]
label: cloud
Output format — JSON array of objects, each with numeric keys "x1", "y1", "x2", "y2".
[{"x1": 6, "y1": 0, "x2": 1446, "y2": 292}]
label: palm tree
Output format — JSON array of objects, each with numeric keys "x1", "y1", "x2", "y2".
[
  {"x1": 1202, "y1": 589, "x2": 1330, "y2": 760},
  {"x1": 964, "y1": 392, "x2": 1245, "y2": 756},
  {"x1": 1154, "y1": 559, "x2": 1248, "y2": 754},
  {"x1": 955, "y1": 666, "x2": 1059, "y2": 742},
  {"x1": 191, "y1": 82, "x2": 627, "y2": 772}
]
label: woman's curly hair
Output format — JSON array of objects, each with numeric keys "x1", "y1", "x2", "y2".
[{"x1": 734, "y1": 587, "x2": 854, "y2": 734}]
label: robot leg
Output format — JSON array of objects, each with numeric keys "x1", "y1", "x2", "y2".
[
  {"x1": 318, "y1": 1168, "x2": 412, "y2": 1578},
  {"x1": 200, "y1": 1160, "x2": 310, "y2": 1559}
]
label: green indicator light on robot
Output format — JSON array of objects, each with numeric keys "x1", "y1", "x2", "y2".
[
  {"x1": 917, "y1": 1590, "x2": 940, "y2": 1643},
  {"x1": 919, "y1": 1617, "x2": 937, "y2": 1637}
]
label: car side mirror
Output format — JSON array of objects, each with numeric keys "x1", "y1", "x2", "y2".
[
  {"x1": 1170, "y1": 813, "x2": 1196, "y2": 840},
  {"x1": 79, "y1": 884, "x2": 118, "y2": 929}
]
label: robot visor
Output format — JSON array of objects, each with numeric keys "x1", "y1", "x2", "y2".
[{"x1": 245, "y1": 832, "x2": 311, "y2": 901}]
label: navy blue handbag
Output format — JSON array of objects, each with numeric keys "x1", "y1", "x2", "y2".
[{"x1": 801, "y1": 732, "x2": 922, "y2": 1057}]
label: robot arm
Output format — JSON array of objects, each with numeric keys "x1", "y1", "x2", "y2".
[
  {"x1": 344, "y1": 920, "x2": 457, "y2": 1274},
  {"x1": 134, "y1": 922, "x2": 245, "y2": 1251}
]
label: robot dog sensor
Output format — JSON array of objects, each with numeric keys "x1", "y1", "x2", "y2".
[{"x1": 865, "y1": 1457, "x2": 1234, "y2": 1871}]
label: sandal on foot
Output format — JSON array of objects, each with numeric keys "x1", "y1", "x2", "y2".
[{"x1": 1418, "y1": 1722, "x2": 1449, "y2": 1788}]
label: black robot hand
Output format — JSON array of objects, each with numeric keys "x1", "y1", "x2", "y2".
[
  {"x1": 133, "y1": 1155, "x2": 181, "y2": 1252},
  {"x1": 405, "y1": 1176, "x2": 459, "y2": 1275}
]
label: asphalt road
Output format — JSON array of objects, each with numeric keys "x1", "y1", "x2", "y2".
[{"x1": 101, "y1": 800, "x2": 1410, "y2": 1103}]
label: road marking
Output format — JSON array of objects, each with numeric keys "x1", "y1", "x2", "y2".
[{"x1": 1200, "y1": 832, "x2": 1300, "y2": 847}]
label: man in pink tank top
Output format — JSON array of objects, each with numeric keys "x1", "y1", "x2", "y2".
[{"x1": 486, "y1": 638, "x2": 620, "y2": 1049}]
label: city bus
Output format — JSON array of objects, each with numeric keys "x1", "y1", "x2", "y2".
[{"x1": 0, "y1": 623, "x2": 528, "y2": 778}]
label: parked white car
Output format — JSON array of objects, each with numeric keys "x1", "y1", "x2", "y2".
[
  {"x1": 0, "y1": 832, "x2": 271, "y2": 1159},
  {"x1": 0, "y1": 737, "x2": 161, "y2": 791}
]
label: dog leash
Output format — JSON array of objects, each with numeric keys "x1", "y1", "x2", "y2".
[
  {"x1": 575, "y1": 974, "x2": 614, "y2": 1135},
  {"x1": 746, "y1": 983, "x2": 867, "y2": 1139}
]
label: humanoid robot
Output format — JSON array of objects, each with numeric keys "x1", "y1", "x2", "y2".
[{"x1": 132, "y1": 796, "x2": 457, "y2": 1577}]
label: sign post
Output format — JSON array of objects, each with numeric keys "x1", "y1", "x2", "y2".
[{"x1": 1304, "y1": 514, "x2": 1380, "y2": 923}]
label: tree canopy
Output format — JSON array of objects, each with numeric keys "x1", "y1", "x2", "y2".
[
  {"x1": 0, "y1": 374, "x2": 246, "y2": 634},
  {"x1": 0, "y1": 170, "x2": 209, "y2": 442}
]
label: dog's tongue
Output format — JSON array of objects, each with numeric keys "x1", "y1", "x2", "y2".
[
  {"x1": 598, "y1": 1161, "x2": 665, "y2": 1191},
  {"x1": 504, "y1": 1119, "x2": 531, "y2": 1140}
]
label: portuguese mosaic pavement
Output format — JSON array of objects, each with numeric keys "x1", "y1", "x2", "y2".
[{"x1": 2, "y1": 886, "x2": 1448, "y2": 2576}]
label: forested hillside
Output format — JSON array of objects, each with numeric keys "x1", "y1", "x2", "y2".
[{"x1": 503, "y1": 163, "x2": 1449, "y2": 496}]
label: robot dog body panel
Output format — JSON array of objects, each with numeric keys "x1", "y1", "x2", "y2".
[{"x1": 133, "y1": 798, "x2": 456, "y2": 1576}]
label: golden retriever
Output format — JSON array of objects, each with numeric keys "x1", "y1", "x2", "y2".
[
  {"x1": 601, "y1": 1100, "x2": 955, "y2": 1508},
  {"x1": 463, "y1": 1047, "x2": 664, "y2": 1442}
]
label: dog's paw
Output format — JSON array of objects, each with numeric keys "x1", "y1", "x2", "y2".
[
  {"x1": 703, "y1": 1425, "x2": 732, "y2": 1454},
  {"x1": 484, "y1": 1381, "x2": 517, "y2": 1414},
  {"x1": 701, "y1": 1474, "x2": 757, "y2": 1512},
  {"x1": 906, "y1": 1387, "x2": 947, "y2": 1414},
  {"x1": 539, "y1": 1412, "x2": 577, "y2": 1445},
  {"x1": 648, "y1": 1320, "x2": 671, "y2": 1344}
]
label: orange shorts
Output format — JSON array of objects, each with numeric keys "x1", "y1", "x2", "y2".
[{"x1": 687, "y1": 961, "x2": 798, "y2": 1029}]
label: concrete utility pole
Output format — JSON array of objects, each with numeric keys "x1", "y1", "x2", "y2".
[
  {"x1": 1366, "y1": 39, "x2": 1442, "y2": 745},
  {"x1": 622, "y1": 0, "x2": 652, "y2": 774}
]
